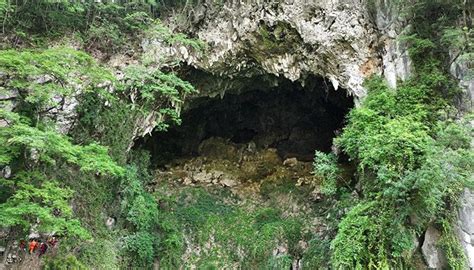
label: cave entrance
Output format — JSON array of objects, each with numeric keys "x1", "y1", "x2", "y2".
[{"x1": 137, "y1": 75, "x2": 354, "y2": 166}]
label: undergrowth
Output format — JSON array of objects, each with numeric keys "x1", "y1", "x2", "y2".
[{"x1": 153, "y1": 185, "x2": 313, "y2": 269}]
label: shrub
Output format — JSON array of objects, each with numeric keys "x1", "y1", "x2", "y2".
[
  {"x1": 312, "y1": 151, "x2": 340, "y2": 196},
  {"x1": 123, "y1": 231, "x2": 157, "y2": 267},
  {"x1": 0, "y1": 177, "x2": 90, "y2": 239},
  {"x1": 44, "y1": 255, "x2": 88, "y2": 270}
]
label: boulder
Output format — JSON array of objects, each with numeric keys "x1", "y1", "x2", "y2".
[
  {"x1": 106, "y1": 217, "x2": 116, "y2": 230},
  {"x1": 1, "y1": 166, "x2": 11, "y2": 179},
  {"x1": 283, "y1": 157, "x2": 298, "y2": 167},
  {"x1": 421, "y1": 225, "x2": 447, "y2": 269},
  {"x1": 220, "y1": 178, "x2": 238, "y2": 187},
  {"x1": 182, "y1": 176, "x2": 193, "y2": 185},
  {"x1": 272, "y1": 243, "x2": 288, "y2": 256},
  {"x1": 192, "y1": 171, "x2": 213, "y2": 183},
  {"x1": 292, "y1": 259, "x2": 302, "y2": 270}
]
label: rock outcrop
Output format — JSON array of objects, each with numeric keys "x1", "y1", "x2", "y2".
[
  {"x1": 372, "y1": 0, "x2": 412, "y2": 88},
  {"x1": 422, "y1": 226, "x2": 447, "y2": 269},
  {"x1": 450, "y1": 50, "x2": 474, "y2": 112},
  {"x1": 152, "y1": 137, "x2": 315, "y2": 198},
  {"x1": 147, "y1": 1, "x2": 391, "y2": 99},
  {"x1": 456, "y1": 188, "x2": 474, "y2": 268}
]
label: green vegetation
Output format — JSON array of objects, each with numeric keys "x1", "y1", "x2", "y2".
[
  {"x1": 0, "y1": 0, "x2": 204, "y2": 58},
  {"x1": 44, "y1": 254, "x2": 88, "y2": 270},
  {"x1": 0, "y1": 110, "x2": 123, "y2": 175},
  {"x1": 327, "y1": 1, "x2": 473, "y2": 268},
  {"x1": 120, "y1": 65, "x2": 197, "y2": 131},
  {"x1": 0, "y1": 48, "x2": 114, "y2": 119},
  {"x1": 0, "y1": 178, "x2": 90, "y2": 239},
  {"x1": 0, "y1": 2, "x2": 199, "y2": 268},
  {"x1": 0, "y1": 0, "x2": 472, "y2": 269},
  {"x1": 312, "y1": 151, "x2": 341, "y2": 196},
  {"x1": 119, "y1": 155, "x2": 160, "y2": 268},
  {"x1": 0, "y1": 46, "x2": 123, "y2": 253},
  {"x1": 330, "y1": 81, "x2": 472, "y2": 268},
  {"x1": 152, "y1": 186, "x2": 310, "y2": 269},
  {"x1": 0, "y1": 108, "x2": 122, "y2": 240}
]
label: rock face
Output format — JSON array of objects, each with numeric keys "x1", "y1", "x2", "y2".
[
  {"x1": 148, "y1": 1, "x2": 393, "y2": 99},
  {"x1": 456, "y1": 188, "x2": 474, "y2": 268},
  {"x1": 422, "y1": 226, "x2": 447, "y2": 269},
  {"x1": 450, "y1": 51, "x2": 474, "y2": 112},
  {"x1": 372, "y1": 0, "x2": 412, "y2": 88},
  {"x1": 422, "y1": 200, "x2": 474, "y2": 270},
  {"x1": 0, "y1": 73, "x2": 85, "y2": 134}
]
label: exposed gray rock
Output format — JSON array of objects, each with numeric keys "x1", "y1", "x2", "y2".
[
  {"x1": 456, "y1": 188, "x2": 474, "y2": 268},
  {"x1": 182, "y1": 176, "x2": 192, "y2": 185},
  {"x1": 192, "y1": 171, "x2": 213, "y2": 183},
  {"x1": 422, "y1": 225, "x2": 447, "y2": 269},
  {"x1": 373, "y1": 0, "x2": 412, "y2": 88},
  {"x1": 0, "y1": 88, "x2": 19, "y2": 123},
  {"x1": 0, "y1": 228, "x2": 8, "y2": 238},
  {"x1": 1, "y1": 166, "x2": 11, "y2": 179},
  {"x1": 129, "y1": 1, "x2": 420, "y2": 145},
  {"x1": 272, "y1": 242, "x2": 288, "y2": 256},
  {"x1": 450, "y1": 50, "x2": 474, "y2": 112},
  {"x1": 51, "y1": 94, "x2": 81, "y2": 134},
  {"x1": 106, "y1": 217, "x2": 116, "y2": 230},
  {"x1": 147, "y1": 1, "x2": 390, "y2": 99},
  {"x1": 28, "y1": 232, "x2": 40, "y2": 240},
  {"x1": 283, "y1": 157, "x2": 298, "y2": 167},
  {"x1": 29, "y1": 148, "x2": 40, "y2": 164},
  {"x1": 292, "y1": 259, "x2": 302, "y2": 270},
  {"x1": 220, "y1": 178, "x2": 237, "y2": 187},
  {"x1": 0, "y1": 88, "x2": 19, "y2": 101}
]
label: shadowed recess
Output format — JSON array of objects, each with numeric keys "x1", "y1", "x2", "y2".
[{"x1": 136, "y1": 74, "x2": 354, "y2": 165}]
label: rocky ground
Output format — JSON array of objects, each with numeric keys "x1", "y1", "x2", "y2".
[{"x1": 152, "y1": 137, "x2": 321, "y2": 202}]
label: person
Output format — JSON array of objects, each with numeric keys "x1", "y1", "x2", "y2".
[
  {"x1": 47, "y1": 236, "x2": 58, "y2": 248},
  {"x1": 38, "y1": 242, "x2": 48, "y2": 257},
  {"x1": 28, "y1": 239, "x2": 38, "y2": 254},
  {"x1": 19, "y1": 240, "x2": 26, "y2": 251}
]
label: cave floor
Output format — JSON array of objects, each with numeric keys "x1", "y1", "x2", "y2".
[{"x1": 152, "y1": 137, "x2": 317, "y2": 200}]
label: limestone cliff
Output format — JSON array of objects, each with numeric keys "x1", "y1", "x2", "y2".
[{"x1": 143, "y1": 1, "x2": 388, "y2": 100}]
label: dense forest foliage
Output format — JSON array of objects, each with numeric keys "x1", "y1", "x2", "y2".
[
  {"x1": 0, "y1": 1, "x2": 202, "y2": 268},
  {"x1": 0, "y1": 0, "x2": 472, "y2": 269}
]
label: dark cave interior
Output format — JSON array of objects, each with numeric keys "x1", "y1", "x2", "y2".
[{"x1": 136, "y1": 75, "x2": 354, "y2": 165}]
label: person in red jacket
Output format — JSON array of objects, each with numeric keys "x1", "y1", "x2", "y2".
[{"x1": 28, "y1": 239, "x2": 38, "y2": 254}]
